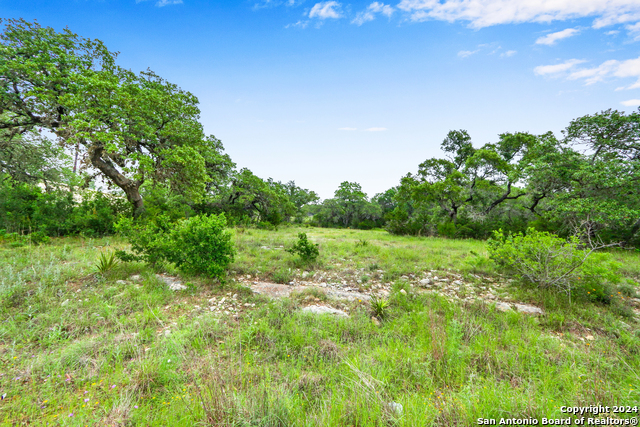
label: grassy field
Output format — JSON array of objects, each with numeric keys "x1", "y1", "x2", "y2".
[{"x1": 1, "y1": 227, "x2": 639, "y2": 426}]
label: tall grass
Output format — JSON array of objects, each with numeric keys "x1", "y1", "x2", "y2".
[{"x1": 0, "y1": 228, "x2": 638, "y2": 425}]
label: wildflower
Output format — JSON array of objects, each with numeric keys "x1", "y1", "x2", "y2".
[
  {"x1": 134, "y1": 405, "x2": 138, "y2": 409},
  {"x1": 84, "y1": 398, "x2": 89, "y2": 402},
  {"x1": 111, "y1": 385, "x2": 116, "y2": 389}
]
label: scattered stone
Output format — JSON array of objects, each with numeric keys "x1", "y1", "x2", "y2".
[
  {"x1": 619, "y1": 321, "x2": 631, "y2": 330},
  {"x1": 116, "y1": 280, "x2": 127, "y2": 285},
  {"x1": 326, "y1": 289, "x2": 370, "y2": 302},
  {"x1": 371, "y1": 316, "x2": 381, "y2": 326},
  {"x1": 302, "y1": 305, "x2": 349, "y2": 317},
  {"x1": 452, "y1": 280, "x2": 463, "y2": 286},
  {"x1": 252, "y1": 282, "x2": 295, "y2": 298},
  {"x1": 61, "y1": 299, "x2": 70, "y2": 307},
  {"x1": 419, "y1": 278, "x2": 431, "y2": 286},
  {"x1": 585, "y1": 335, "x2": 595, "y2": 341},
  {"x1": 514, "y1": 303, "x2": 544, "y2": 315},
  {"x1": 387, "y1": 402, "x2": 403, "y2": 415},
  {"x1": 156, "y1": 274, "x2": 187, "y2": 291},
  {"x1": 129, "y1": 274, "x2": 142, "y2": 282},
  {"x1": 399, "y1": 289, "x2": 407, "y2": 295},
  {"x1": 494, "y1": 302, "x2": 512, "y2": 312}
]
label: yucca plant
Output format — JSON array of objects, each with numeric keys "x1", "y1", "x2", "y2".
[
  {"x1": 95, "y1": 250, "x2": 119, "y2": 275},
  {"x1": 370, "y1": 295, "x2": 390, "y2": 320}
]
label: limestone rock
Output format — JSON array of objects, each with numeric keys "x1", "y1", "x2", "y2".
[
  {"x1": 514, "y1": 303, "x2": 544, "y2": 315},
  {"x1": 494, "y1": 302, "x2": 512, "y2": 312},
  {"x1": 156, "y1": 274, "x2": 187, "y2": 291},
  {"x1": 302, "y1": 305, "x2": 349, "y2": 317}
]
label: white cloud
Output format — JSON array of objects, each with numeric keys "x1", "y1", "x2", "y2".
[
  {"x1": 364, "y1": 127, "x2": 387, "y2": 131},
  {"x1": 535, "y1": 56, "x2": 640, "y2": 88},
  {"x1": 627, "y1": 22, "x2": 640, "y2": 40},
  {"x1": 534, "y1": 59, "x2": 586, "y2": 76},
  {"x1": 156, "y1": 0, "x2": 182, "y2": 6},
  {"x1": 568, "y1": 59, "x2": 619, "y2": 84},
  {"x1": 567, "y1": 56, "x2": 640, "y2": 86},
  {"x1": 396, "y1": 0, "x2": 640, "y2": 30},
  {"x1": 285, "y1": 20, "x2": 309, "y2": 28},
  {"x1": 458, "y1": 50, "x2": 478, "y2": 58},
  {"x1": 309, "y1": 1, "x2": 343, "y2": 19},
  {"x1": 501, "y1": 50, "x2": 517, "y2": 57},
  {"x1": 254, "y1": 0, "x2": 304, "y2": 9},
  {"x1": 352, "y1": 2, "x2": 394, "y2": 26},
  {"x1": 535, "y1": 28, "x2": 579, "y2": 45},
  {"x1": 621, "y1": 99, "x2": 640, "y2": 106},
  {"x1": 339, "y1": 127, "x2": 358, "y2": 130}
]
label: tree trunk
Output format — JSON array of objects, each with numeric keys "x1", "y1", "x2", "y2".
[{"x1": 89, "y1": 146, "x2": 145, "y2": 217}]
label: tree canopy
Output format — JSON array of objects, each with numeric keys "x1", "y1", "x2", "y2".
[{"x1": 0, "y1": 18, "x2": 229, "y2": 216}]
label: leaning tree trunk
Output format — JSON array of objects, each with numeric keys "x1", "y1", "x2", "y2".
[{"x1": 89, "y1": 146, "x2": 145, "y2": 217}]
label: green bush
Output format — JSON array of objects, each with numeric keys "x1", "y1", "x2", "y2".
[
  {"x1": 28, "y1": 230, "x2": 50, "y2": 245},
  {"x1": 0, "y1": 178, "x2": 126, "y2": 237},
  {"x1": 167, "y1": 214, "x2": 235, "y2": 279},
  {"x1": 68, "y1": 193, "x2": 127, "y2": 236},
  {"x1": 116, "y1": 215, "x2": 174, "y2": 266},
  {"x1": 116, "y1": 214, "x2": 235, "y2": 280},
  {"x1": 487, "y1": 228, "x2": 621, "y2": 298},
  {"x1": 286, "y1": 232, "x2": 319, "y2": 263}
]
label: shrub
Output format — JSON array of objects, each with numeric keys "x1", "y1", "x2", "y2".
[
  {"x1": 116, "y1": 214, "x2": 234, "y2": 280},
  {"x1": 115, "y1": 215, "x2": 174, "y2": 266},
  {"x1": 167, "y1": 214, "x2": 235, "y2": 280},
  {"x1": 487, "y1": 228, "x2": 621, "y2": 299},
  {"x1": 28, "y1": 230, "x2": 50, "y2": 245},
  {"x1": 286, "y1": 233, "x2": 319, "y2": 263},
  {"x1": 68, "y1": 193, "x2": 127, "y2": 236}
]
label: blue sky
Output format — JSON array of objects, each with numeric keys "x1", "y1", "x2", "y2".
[{"x1": 3, "y1": 0, "x2": 640, "y2": 199}]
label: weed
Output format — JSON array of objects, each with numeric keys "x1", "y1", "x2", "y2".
[
  {"x1": 271, "y1": 267, "x2": 292, "y2": 284},
  {"x1": 355, "y1": 239, "x2": 368, "y2": 247}
]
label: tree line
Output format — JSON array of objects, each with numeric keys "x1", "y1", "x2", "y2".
[{"x1": 2, "y1": 19, "x2": 639, "y2": 246}]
